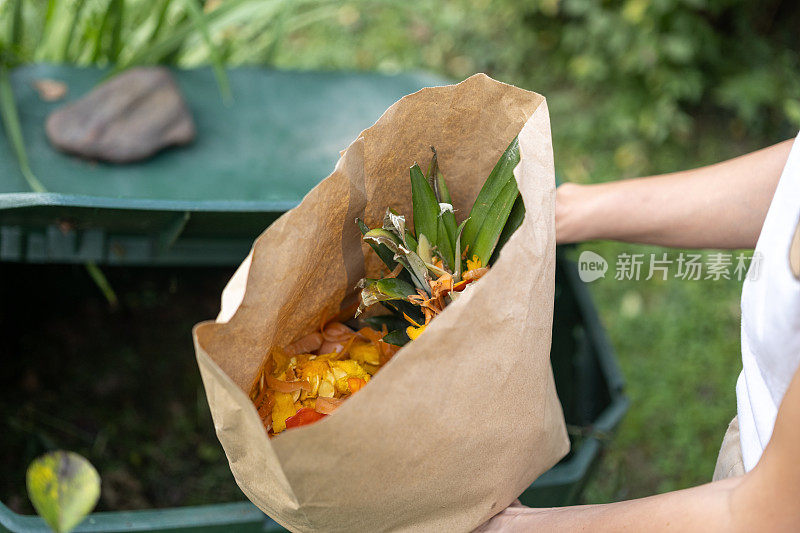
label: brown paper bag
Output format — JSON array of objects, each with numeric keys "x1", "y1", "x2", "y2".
[{"x1": 193, "y1": 73, "x2": 569, "y2": 533}]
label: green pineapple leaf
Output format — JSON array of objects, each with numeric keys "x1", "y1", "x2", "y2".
[
  {"x1": 404, "y1": 231, "x2": 418, "y2": 252},
  {"x1": 363, "y1": 314, "x2": 410, "y2": 332},
  {"x1": 469, "y1": 177, "x2": 520, "y2": 265},
  {"x1": 363, "y1": 228, "x2": 403, "y2": 255},
  {"x1": 404, "y1": 248, "x2": 432, "y2": 295},
  {"x1": 382, "y1": 299, "x2": 425, "y2": 325},
  {"x1": 428, "y1": 149, "x2": 458, "y2": 269},
  {"x1": 453, "y1": 218, "x2": 471, "y2": 282},
  {"x1": 410, "y1": 163, "x2": 440, "y2": 253},
  {"x1": 416, "y1": 233, "x2": 434, "y2": 264},
  {"x1": 358, "y1": 219, "x2": 398, "y2": 270},
  {"x1": 461, "y1": 137, "x2": 521, "y2": 265},
  {"x1": 489, "y1": 194, "x2": 525, "y2": 264},
  {"x1": 356, "y1": 277, "x2": 417, "y2": 316}
]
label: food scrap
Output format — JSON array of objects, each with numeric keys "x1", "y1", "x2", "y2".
[
  {"x1": 250, "y1": 321, "x2": 399, "y2": 435},
  {"x1": 249, "y1": 138, "x2": 524, "y2": 434}
]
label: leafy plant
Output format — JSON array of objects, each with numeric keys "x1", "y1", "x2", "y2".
[{"x1": 356, "y1": 138, "x2": 524, "y2": 344}]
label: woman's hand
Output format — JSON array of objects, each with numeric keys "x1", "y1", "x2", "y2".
[{"x1": 554, "y1": 139, "x2": 794, "y2": 248}]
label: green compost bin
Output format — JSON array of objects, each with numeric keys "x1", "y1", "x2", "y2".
[
  {"x1": 0, "y1": 66, "x2": 627, "y2": 532},
  {"x1": 0, "y1": 250, "x2": 627, "y2": 533}
]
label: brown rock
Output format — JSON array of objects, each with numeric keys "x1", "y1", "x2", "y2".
[{"x1": 46, "y1": 67, "x2": 195, "y2": 163}]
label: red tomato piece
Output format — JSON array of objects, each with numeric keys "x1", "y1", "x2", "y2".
[{"x1": 285, "y1": 408, "x2": 327, "y2": 429}]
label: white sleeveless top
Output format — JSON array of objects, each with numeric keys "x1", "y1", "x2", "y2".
[{"x1": 737, "y1": 131, "x2": 800, "y2": 471}]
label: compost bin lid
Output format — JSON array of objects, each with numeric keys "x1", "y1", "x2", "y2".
[{"x1": 0, "y1": 65, "x2": 449, "y2": 265}]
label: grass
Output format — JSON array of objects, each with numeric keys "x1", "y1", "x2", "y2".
[{"x1": 0, "y1": 0, "x2": 792, "y2": 509}]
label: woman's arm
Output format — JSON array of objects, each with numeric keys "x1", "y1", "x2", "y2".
[
  {"x1": 477, "y1": 364, "x2": 800, "y2": 532},
  {"x1": 556, "y1": 139, "x2": 795, "y2": 248}
]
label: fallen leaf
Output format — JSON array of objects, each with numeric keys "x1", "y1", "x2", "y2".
[{"x1": 26, "y1": 451, "x2": 100, "y2": 533}]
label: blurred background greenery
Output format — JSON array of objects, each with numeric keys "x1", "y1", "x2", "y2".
[{"x1": 1, "y1": 0, "x2": 799, "y2": 510}]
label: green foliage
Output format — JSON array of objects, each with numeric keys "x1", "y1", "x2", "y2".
[
  {"x1": 0, "y1": 0, "x2": 351, "y2": 72},
  {"x1": 26, "y1": 451, "x2": 100, "y2": 533},
  {"x1": 241, "y1": 0, "x2": 799, "y2": 177}
]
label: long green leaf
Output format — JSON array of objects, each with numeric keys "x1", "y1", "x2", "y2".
[
  {"x1": 461, "y1": 136, "x2": 521, "y2": 263},
  {"x1": 435, "y1": 213, "x2": 455, "y2": 270},
  {"x1": 453, "y1": 218, "x2": 470, "y2": 282},
  {"x1": 184, "y1": 0, "x2": 232, "y2": 104},
  {"x1": 107, "y1": 0, "x2": 125, "y2": 62},
  {"x1": 35, "y1": 0, "x2": 59, "y2": 62},
  {"x1": 58, "y1": 0, "x2": 88, "y2": 63},
  {"x1": 426, "y1": 146, "x2": 441, "y2": 196},
  {"x1": 426, "y1": 148, "x2": 457, "y2": 269},
  {"x1": 490, "y1": 194, "x2": 525, "y2": 264},
  {"x1": 90, "y1": 1, "x2": 113, "y2": 62},
  {"x1": 85, "y1": 261, "x2": 119, "y2": 307},
  {"x1": 145, "y1": 0, "x2": 173, "y2": 45},
  {"x1": 469, "y1": 174, "x2": 520, "y2": 264},
  {"x1": 404, "y1": 230, "x2": 417, "y2": 252},
  {"x1": 114, "y1": 0, "x2": 249, "y2": 72},
  {"x1": 409, "y1": 162, "x2": 439, "y2": 249},
  {"x1": 89, "y1": 0, "x2": 125, "y2": 63},
  {"x1": 0, "y1": 66, "x2": 46, "y2": 192},
  {"x1": 9, "y1": 0, "x2": 23, "y2": 51},
  {"x1": 436, "y1": 190, "x2": 456, "y2": 270}
]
